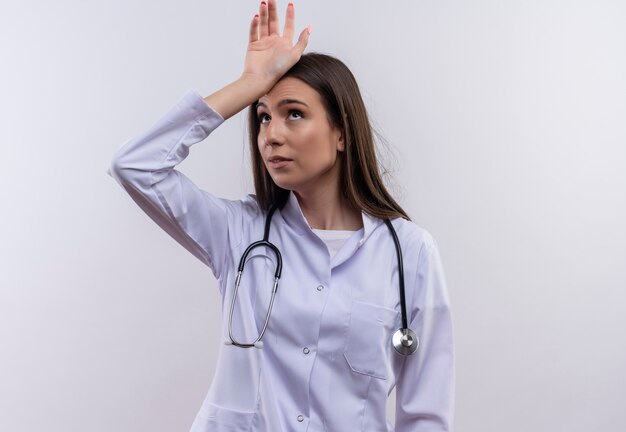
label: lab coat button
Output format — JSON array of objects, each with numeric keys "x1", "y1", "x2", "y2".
[
  {"x1": 297, "y1": 415, "x2": 304, "y2": 422},
  {"x1": 316, "y1": 284, "x2": 324, "y2": 291},
  {"x1": 303, "y1": 347, "x2": 310, "y2": 355}
]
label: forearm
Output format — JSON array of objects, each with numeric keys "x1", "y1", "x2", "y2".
[
  {"x1": 110, "y1": 90, "x2": 222, "y2": 188},
  {"x1": 203, "y1": 74, "x2": 273, "y2": 120},
  {"x1": 108, "y1": 90, "x2": 233, "y2": 274}
]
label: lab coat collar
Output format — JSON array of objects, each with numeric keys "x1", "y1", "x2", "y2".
[{"x1": 280, "y1": 191, "x2": 382, "y2": 245}]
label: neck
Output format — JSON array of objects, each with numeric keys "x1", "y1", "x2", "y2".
[{"x1": 294, "y1": 186, "x2": 363, "y2": 231}]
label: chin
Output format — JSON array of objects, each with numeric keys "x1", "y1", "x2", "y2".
[
  {"x1": 269, "y1": 175, "x2": 301, "y2": 193},
  {"x1": 272, "y1": 180, "x2": 296, "y2": 191}
]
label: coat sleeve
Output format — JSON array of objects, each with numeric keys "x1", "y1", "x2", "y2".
[
  {"x1": 394, "y1": 231, "x2": 455, "y2": 431},
  {"x1": 107, "y1": 89, "x2": 252, "y2": 281}
]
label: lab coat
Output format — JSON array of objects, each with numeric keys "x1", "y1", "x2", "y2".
[{"x1": 108, "y1": 90, "x2": 455, "y2": 431}]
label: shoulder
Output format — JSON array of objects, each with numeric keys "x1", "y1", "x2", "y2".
[
  {"x1": 391, "y1": 218, "x2": 439, "y2": 259},
  {"x1": 205, "y1": 193, "x2": 263, "y2": 220},
  {"x1": 392, "y1": 219, "x2": 450, "y2": 310},
  {"x1": 239, "y1": 193, "x2": 264, "y2": 218},
  {"x1": 199, "y1": 193, "x2": 265, "y2": 245}
]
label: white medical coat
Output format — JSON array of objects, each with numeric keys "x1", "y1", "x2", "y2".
[{"x1": 108, "y1": 89, "x2": 455, "y2": 431}]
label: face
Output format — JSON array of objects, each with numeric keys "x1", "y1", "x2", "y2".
[{"x1": 256, "y1": 77, "x2": 344, "y2": 195}]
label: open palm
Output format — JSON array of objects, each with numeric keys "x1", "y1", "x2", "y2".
[{"x1": 242, "y1": 1, "x2": 311, "y2": 87}]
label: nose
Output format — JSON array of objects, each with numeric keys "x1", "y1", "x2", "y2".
[{"x1": 262, "y1": 118, "x2": 285, "y2": 147}]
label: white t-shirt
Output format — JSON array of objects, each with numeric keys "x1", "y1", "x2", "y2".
[{"x1": 312, "y1": 228, "x2": 363, "y2": 259}]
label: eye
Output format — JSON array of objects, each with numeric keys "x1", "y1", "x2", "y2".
[
  {"x1": 258, "y1": 113, "x2": 271, "y2": 124},
  {"x1": 288, "y1": 110, "x2": 303, "y2": 120}
]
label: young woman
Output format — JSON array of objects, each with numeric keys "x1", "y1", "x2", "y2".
[{"x1": 109, "y1": 1, "x2": 454, "y2": 431}]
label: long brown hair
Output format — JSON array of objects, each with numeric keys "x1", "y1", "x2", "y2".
[{"x1": 247, "y1": 52, "x2": 410, "y2": 221}]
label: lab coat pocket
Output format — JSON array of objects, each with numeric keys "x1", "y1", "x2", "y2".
[
  {"x1": 343, "y1": 300, "x2": 399, "y2": 380},
  {"x1": 191, "y1": 402, "x2": 256, "y2": 432}
]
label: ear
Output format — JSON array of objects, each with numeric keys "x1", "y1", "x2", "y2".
[{"x1": 335, "y1": 128, "x2": 345, "y2": 152}]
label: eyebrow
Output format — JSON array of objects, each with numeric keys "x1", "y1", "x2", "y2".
[{"x1": 256, "y1": 99, "x2": 309, "y2": 110}]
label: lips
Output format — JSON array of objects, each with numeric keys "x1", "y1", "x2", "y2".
[
  {"x1": 267, "y1": 156, "x2": 293, "y2": 169},
  {"x1": 268, "y1": 156, "x2": 292, "y2": 163}
]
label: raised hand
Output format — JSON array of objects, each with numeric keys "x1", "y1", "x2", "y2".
[
  {"x1": 242, "y1": 0, "x2": 312, "y2": 91},
  {"x1": 203, "y1": 1, "x2": 311, "y2": 120}
]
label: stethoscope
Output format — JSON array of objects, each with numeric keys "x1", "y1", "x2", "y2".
[{"x1": 225, "y1": 205, "x2": 419, "y2": 356}]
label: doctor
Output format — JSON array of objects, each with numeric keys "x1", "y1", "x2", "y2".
[{"x1": 108, "y1": 1, "x2": 454, "y2": 430}]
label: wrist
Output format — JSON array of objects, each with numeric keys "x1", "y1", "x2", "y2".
[
  {"x1": 237, "y1": 73, "x2": 277, "y2": 99},
  {"x1": 203, "y1": 74, "x2": 275, "y2": 121}
]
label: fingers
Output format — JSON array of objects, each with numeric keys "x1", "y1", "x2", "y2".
[
  {"x1": 249, "y1": 14, "x2": 259, "y2": 43},
  {"x1": 267, "y1": 0, "x2": 280, "y2": 36},
  {"x1": 255, "y1": 1, "x2": 309, "y2": 51},
  {"x1": 259, "y1": 1, "x2": 269, "y2": 38},
  {"x1": 283, "y1": 2, "x2": 295, "y2": 40},
  {"x1": 293, "y1": 25, "x2": 312, "y2": 56}
]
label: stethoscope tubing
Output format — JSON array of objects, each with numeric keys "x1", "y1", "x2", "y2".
[
  {"x1": 227, "y1": 205, "x2": 282, "y2": 348},
  {"x1": 383, "y1": 219, "x2": 408, "y2": 331},
  {"x1": 227, "y1": 204, "x2": 419, "y2": 355}
]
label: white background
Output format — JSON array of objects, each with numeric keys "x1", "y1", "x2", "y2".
[{"x1": 1, "y1": 0, "x2": 625, "y2": 431}]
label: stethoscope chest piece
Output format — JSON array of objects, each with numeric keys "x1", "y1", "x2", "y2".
[{"x1": 392, "y1": 328, "x2": 419, "y2": 355}]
